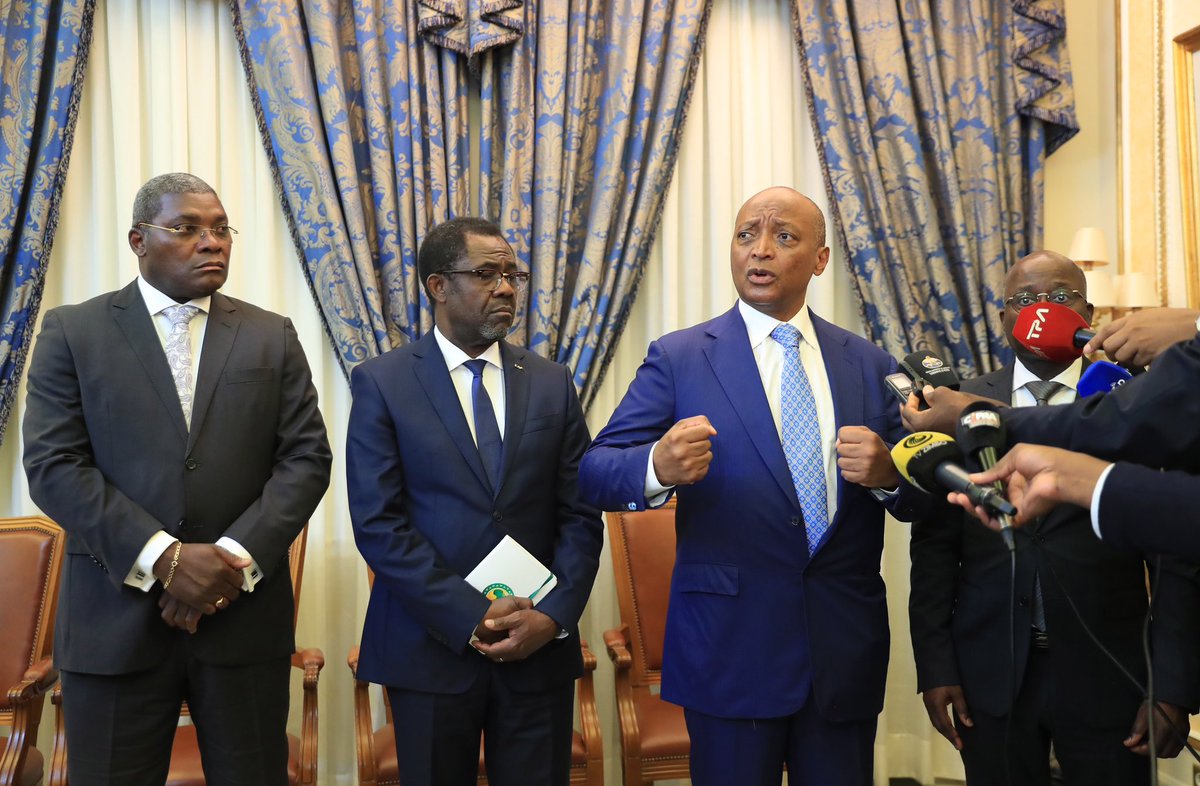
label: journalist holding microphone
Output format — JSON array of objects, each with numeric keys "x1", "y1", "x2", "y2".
[
  {"x1": 907, "y1": 251, "x2": 1200, "y2": 785},
  {"x1": 903, "y1": 300, "x2": 1200, "y2": 561}
]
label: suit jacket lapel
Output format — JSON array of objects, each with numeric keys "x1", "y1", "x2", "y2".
[
  {"x1": 412, "y1": 333, "x2": 494, "y2": 494},
  {"x1": 811, "y1": 313, "x2": 855, "y2": 514},
  {"x1": 187, "y1": 293, "x2": 239, "y2": 452},
  {"x1": 110, "y1": 281, "x2": 188, "y2": 440},
  {"x1": 703, "y1": 308, "x2": 797, "y2": 505},
  {"x1": 497, "y1": 342, "x2": 530, "y2": 499}
]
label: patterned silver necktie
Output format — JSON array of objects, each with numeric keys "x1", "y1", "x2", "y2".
[{"x1": 163, "y1": 304, "x2": 200, "y2": 427}]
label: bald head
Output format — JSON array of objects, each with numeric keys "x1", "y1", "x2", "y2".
[
  {"x1": 730, "y1": 187, "x2": 831, "y2": 320},
  {"x1": 1005, "y1": 250, "x2": 1086, "y2": 297},
  {"x1": 735, "y1": 187, "x2": 826, "y2": 248}
]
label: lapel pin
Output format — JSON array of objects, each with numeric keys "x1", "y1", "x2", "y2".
[{"x1": 513, "y1": 363, "x2": 523, "y2": 370}]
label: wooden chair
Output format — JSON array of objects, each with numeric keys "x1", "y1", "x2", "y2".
[
  {"x1": 604, "y1": 503, "x2": 690, "y2": 784},
  {"x1": 0, "y1": 516, "x2": 64, "y2": 786},
  {"x1": 48, "y1": 525, "x2": 322, "y2": 786},
  {"x1": 348, "y1": 610, "x2": 603, "y2": 785}
]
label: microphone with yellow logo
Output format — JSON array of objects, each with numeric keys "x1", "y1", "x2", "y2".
[{"x1": 891, "y1": 431, "x2": 1017, "y2": 551}]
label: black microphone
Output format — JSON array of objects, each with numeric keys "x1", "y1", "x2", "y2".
[
  {"x1": 956, "y1": 401, "x2": 1015, "y2": 551},
  {"x1": 898, "y1": 350, "x2": 960, "y2": 408},
  {"x1": 891, "y1": 432, "x2": 1017, "y2": 518}
]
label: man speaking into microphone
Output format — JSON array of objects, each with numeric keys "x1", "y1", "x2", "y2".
[{"x1": 908, "y1": 250, "x2": 1200, "y2": 784}]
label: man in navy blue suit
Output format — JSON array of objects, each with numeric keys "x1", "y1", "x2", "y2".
[
  {"x1": 579, "y1": 187, "x2": 925, "y2": 785},
  {"x1": 347, "y1": 217, "x2": 603, "y2": 786}
]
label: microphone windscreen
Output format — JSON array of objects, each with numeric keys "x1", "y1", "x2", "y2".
[
  {"x1": 955, "y1": 400, "x2": 1006, "y2": 461},
  {"x1": 1077, "y1": 360, "x2": 1133, "y2": 397},
  {"x1": 899, "y1": 350, "x2": 961, "y2": 391},
  {"x1": 890, "y1": 431, "x2": 962, "y2": 493},
  {"x1": 1013, "y1": 302, "x2": 1090, "y2": 362}
]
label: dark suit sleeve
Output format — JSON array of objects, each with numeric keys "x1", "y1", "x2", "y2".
[
  {"x1": 1094, "y1": 463, "x2": 1200, "y2": 710},
  {"x1": 579, "y1": 339, "x2": 677, "y2": 511},
  {"x1": 879, "y1": 354, "x2": 931, "y2": 522},
  {"x1": 908, "y1": 498, "x2": 964, "y2": 691},
  {"x1": 23, "y1": 310, "x2": 166, "y2": 587},
  {"x1": 527, "y1": 364, "x2": 604, "y2": 631},
  {"x1": 221, "y1": 318, "x2": 332, "y2": 570},
  {"x1": 1004, "y1": 334, "x2": 1200, "y2": 469},
  {"x1": 1099, "y1": 464, "x2": 1200, "y2": 562},
  {"x1": 1148, "y1": 552, "x2": 1200, "y2": 712},
  {"x1": 346, "y1": 362, "x2": 492, "y2": 652}
]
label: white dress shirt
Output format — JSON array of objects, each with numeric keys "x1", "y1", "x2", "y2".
[
  {"x1": 125, "y1": 277, "x2": 260, "y2": 592},
  {"x1": 645, "y1": 301, "x2": 839, "y2": 523},
  {"x1": 433, "y1": 326, "x2": 507, "y2": 443}
]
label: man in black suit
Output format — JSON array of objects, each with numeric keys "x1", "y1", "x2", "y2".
[
  {"x1": 22, "y1": 173, "x2": 332, "y2": 786},
  {"x1": 908, "y1": 251, "x2": 1200, "y2": 785},
  {"x1": 346, "y1": 217, "x2": 603, "y2": 786}
]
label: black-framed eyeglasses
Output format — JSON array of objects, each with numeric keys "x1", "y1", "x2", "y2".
[
  {"x1": 1004, "y1": 287, "x2": 1084, "y2": 311},
  {"x1": 136, "y1": 223, "x2": 239, "y2": 242},
  {"x1": 440, "y1": 268, "x2": 531, "y2": 293}
]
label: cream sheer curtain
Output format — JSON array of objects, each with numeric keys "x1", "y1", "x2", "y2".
[{"x1": 0, "y1": 1, "x2": 957, "y2": 785}]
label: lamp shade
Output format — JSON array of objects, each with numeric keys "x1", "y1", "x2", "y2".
[
  {"x1": 1115, "y1": 272, "x2": 1160, "y2": 308},
  {"x1": 1083, "y1": 269, "x2": 1116, "y2": 307},
  {"x1": 1068, "y1": 227, "x2": 1110, "y2": 267}
]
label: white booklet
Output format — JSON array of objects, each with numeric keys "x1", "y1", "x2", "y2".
[{"x1": 465, "y1": 535, "x2": 557, "y2": 605}]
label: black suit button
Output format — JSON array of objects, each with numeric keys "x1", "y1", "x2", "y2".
[
  {"x1": 185, "y1": 459, "x2": 199, "y2": 470},
  {"x1": 1018, "y1": 596, "x2": 1029, "y2": 607},
  {"x1": 790, "y1": 516, "x2": 801, "y2": 527},
  {"x1": 492, "y1": 511, "x2": 503, "y2": 521}
]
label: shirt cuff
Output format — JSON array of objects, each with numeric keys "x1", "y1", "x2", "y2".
[
  {"x1": 124, "y1": 530, "x2": 177, "y2": 591},
  {"x1": 216, "y1": 536, "x2": 262, "y2": 592},
  {"x1": 644, "y1": 441, "x2": 674, "y2": 506},
  {"x1": 1090, "y1": 462, "x2": 1118, "y2": 540}
]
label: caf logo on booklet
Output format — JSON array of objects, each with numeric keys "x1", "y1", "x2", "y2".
[
  {"x1": 483, "y1": 583, "x2": 515, "y2": 600},
  {"x1": 901, "y1": 432, "x2": 934, "y2": 448},
  {"x1": 921, "y1": 356, "x2": 944, "y2": 369}
]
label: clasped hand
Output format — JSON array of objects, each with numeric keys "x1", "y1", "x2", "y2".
[
  {"x1": 154, "y1": 543, "x2": 250, "y2": 633},
  {"x1": 471, "y1": 596, "x2": 560, "y2": 663}
]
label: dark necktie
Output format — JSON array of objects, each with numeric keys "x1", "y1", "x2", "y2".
[
  {"x1": 1022, "y1": 378, "x2": 1065, "y2": 640},
  {"x1": 1026, "y1": 379, "x2": 1064, "y2": 406},
  {"x1": 465, "y1": 359, "x2": 503, "y2": 490}
]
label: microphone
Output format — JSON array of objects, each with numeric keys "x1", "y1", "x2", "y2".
[
  {"x1": 955, "y1": 402, "x2": 1015, "y2": 551},
  {"x1": 1077, "y1": 360, "x2": 1133, "y2": 397},
  {"x1": 898, "y1": 350, "x2": 960, "y2": 408},
  {"x1": 1013, "y1": 302, "x2": 1093, "y2": 362},
  {"x1": 891, "y1": 431, "x2": 1017, "y2": 518}
]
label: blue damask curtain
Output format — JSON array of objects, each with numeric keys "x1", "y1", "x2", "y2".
[
  {"x1": 230, "y1": 0, "x2": 472, "y2": 365},
  {"x1": 793, "y1": 0, "x2": 1078, "y2": 376},
  {"x1": 235, "y1": 0, "x2": 709, "y2": 401},
  {"x1": 0, "y1": 0, "x2": 95, "y2": 445},
  {"x1": 477, "y1": 0, "x2": 711, "y2": 407}
]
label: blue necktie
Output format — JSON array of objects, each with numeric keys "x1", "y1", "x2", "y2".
[
  {"x1": 465, "y1": 359, "x2": 503, "y2": 490},
  {"x1": 771, "y1": 324, "x2": 828, "y2": 555}
]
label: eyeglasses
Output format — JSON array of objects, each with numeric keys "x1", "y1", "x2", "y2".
[
  {"x1": 1003, "y1": 287, "x2": 1084, "y2": 311},
  {"x1": 137, "y1": 223, "x2": 239, "y2": 242},
  {"x1": 440, "y1": 268, "x2": 531, "y2": 293}
]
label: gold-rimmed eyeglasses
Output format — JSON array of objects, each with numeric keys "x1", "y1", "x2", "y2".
[
  {"x1": 440, "y1": 268, "x2": 531, "y2": 293},
  {"x1": 1003, "y1": 288, "x2": 1085, "y2": 311},
  {"x1": 136, "y1": 223, "x2": 239, "y2": 242}
]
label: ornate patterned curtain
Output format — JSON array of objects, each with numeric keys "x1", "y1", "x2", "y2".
[
  {"x1": 478, "y1": 0, "x2": 711, "y2": 408},
  {"x1": 792, "y1": 0, "x2": 1078, "y2": 376},
  {"x1": 230, "y1": 0, "x2": 472, "y2": 367},
  {"x1": 0, "y1": 0, "x2": 95, "y2": 445}
]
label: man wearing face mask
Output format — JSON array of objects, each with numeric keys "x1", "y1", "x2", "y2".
[
  {"x1": 908, "y1": 251, "x2": 1200, "y2": 785},
  {"x1": 347, "y1": 217, "x2": 602, "y2": 786},
  {"x1": 23, "y1": 172, "x2": 332, "y2": 785}
]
